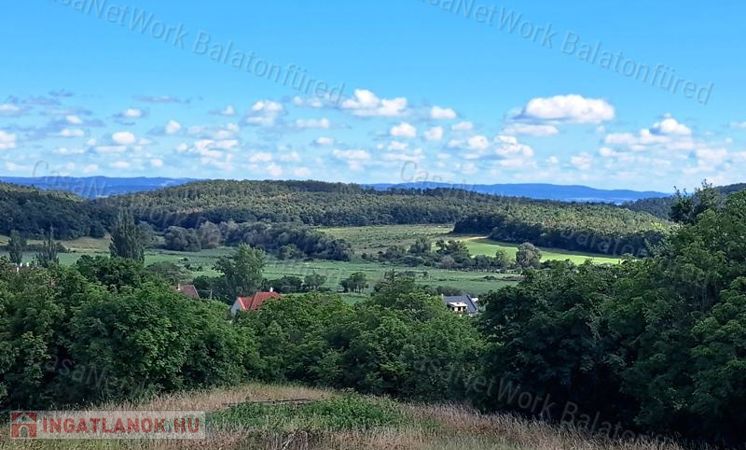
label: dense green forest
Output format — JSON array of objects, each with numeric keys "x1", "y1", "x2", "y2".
[
  {"x1": 1, "y1": 190, "x2": 744, "y2": 446},
  {"x1": 0, "y1": 179, "x2": 676, "y2": 256},
  {"x1": 0, "y1": 183, "x2": 108, "y2": 239},
  {"x1": 624, "y1": 182, "x2": 746, "y2": 219},
  {"x1": 453, "y1": 205, "x2": 669, "y2": 257},
  {"x1": 98, "y1": 180, "x2": 671, "y2": 256}
]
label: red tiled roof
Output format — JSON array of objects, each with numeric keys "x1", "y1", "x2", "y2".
[
  {"x1": 176, "y1": 284, "x2": 200, "y2": 299},
  {"x1": 236, "y1": 291, "x2": 281, "y2": 311}
]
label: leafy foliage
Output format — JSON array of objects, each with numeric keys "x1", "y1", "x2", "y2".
[
  {"x1": 109, "y1": 210, "x2": 146, "y2": 262},
  {"x1": 8, "y1": 230, "x2": 25, "y2": 265}
]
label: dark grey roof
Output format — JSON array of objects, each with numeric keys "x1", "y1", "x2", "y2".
[{"x1": 442, "y1": 294, "x2": 479, "y2": 315}]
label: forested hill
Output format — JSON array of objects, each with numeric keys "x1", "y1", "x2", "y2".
[
  {"x1": 100, "y1": 180, "x2": 672, "y2": 256},
  {"x1": 0, "y1": 182, "x2": 109, "y2": 239},
  {"x1": 0, "y1": 179, "x2": 673, "y2": 256},
  {"x1": 624, "y1": 183, "x2": 746, "y2": 219}
]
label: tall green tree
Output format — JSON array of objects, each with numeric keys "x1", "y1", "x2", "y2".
[
  {"x1": 214, "y1": 244, "x2": 265, "y2": 299},
  {"x1": 35, "y1": 228, "x2": 59, "y2": 268},
  {"x1": 304, "y1": 272, "x2": 327, "y2": 291},
  {"x1": 8, "y1": 230, "x2": 25, "y2": 265},
  {"x1": 109, "y1": 210, "x2": 145, "y2": 263},
  {"x1": 340, "y1": 272, "x2": 368, "y2": 293},
  {"x1": 515, "y1": 242, "x2": 541, "y2": 269}
]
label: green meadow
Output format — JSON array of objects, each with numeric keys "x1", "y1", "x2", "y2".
[{"x1": 321, "y1": 224, "x2": 622, "y2": 265}]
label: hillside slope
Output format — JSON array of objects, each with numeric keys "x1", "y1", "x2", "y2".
[
  {"x1": 0, "y1": 383, "x2": 685, "y2": 450},
  {"x1": 97, "y1": 180, "x2": 673, "y2": 256}
]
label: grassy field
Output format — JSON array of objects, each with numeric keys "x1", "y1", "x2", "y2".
[
  {"x1": 459, "y1": 237, "x2": 622, "y2": 265},
  {"x1": 322, "y1": 224, "x2": 622, "y2": 265},
  {"x1": 1, "y1": 234, "x2": 518, "y2": 296},
  {"x1": 0, "y1": 223, "x2": 623, "y2": 296},
  {"x1": 0, "y1": 382, "x2": 685, "y2": 450}
]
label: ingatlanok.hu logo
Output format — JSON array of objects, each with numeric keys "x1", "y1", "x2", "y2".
[{"x1": 9, "y1": 411, "x2": 205, "y2": 440}]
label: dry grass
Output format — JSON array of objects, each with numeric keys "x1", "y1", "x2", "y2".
[{"x1": 0, "y1": 384, "x2": 688, "y2": 450}]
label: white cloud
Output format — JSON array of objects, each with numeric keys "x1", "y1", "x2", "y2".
[
  {"x1": 387, "y1": 141, "x2": 409, "y2": 151},
  {"x1": 314, "y1": 136, "x2": 335, "y2": 146},
  {"x1": 650, "y1": 116, "x2": 692, "y2": 136},
  {"x1": 452, "y1": 121, "x2": 474, "y2": 131},
  {"x1": 65, "y1": 115, "x2": 83, "y2": 125},
  {"x1": 494, "y1": 135, "x2": 534, "y2": 158},
  {"x1": 279, "y1": 151, "x2": 302, "y2": 162},
  {"x1": 122, "y1": 108, "x2": 143, "y2": 119},
  {"x1": 503, "y1": 123, "x2": 559, "y2": 137},
  {"x1": 266, "y1": 163, "x2": 283, "y2": 177},
  {"x1": 94, "y1": 145, "x2": 127, "y2": 154},
  {"x1": 247, "y1": 100, "x2": 284, "y2": 126},
  {"x1": 430, "y1": 106, "x2": 457, "y2": 120},
  {"x1": 249, "y1": 152, "x2": 273, "y2": 163},
  {"x1": 390, "y1": 122, "x2": 417, "y2": 138},
  {"x1": 219, "y1": 105, "x2": 236, "y2": 116},
  {"x1": 197, "y1": 139, "x2": 239, "y2": 151},
  {"x1": 571, "y1": 153, "x2": 593, "y2": 171},
  {"x1": 165, "y1": 120, "x2": 182, "y2": 135},
  {"x1": 604, "y1": 117, "x2": 695, "y2": 152},
  {"x1": 110, "y1": 160, "x2": 131, "y2": 169},
  {"x1": 150, "y1": 158, "x2": 164, "y2": 168},
  {"x1": 382, "y1": 148, "x2": 424, "y2": 163},
  {"x1": 341, "y1": 89, "x2": 407, "y2": 117},
  {"x1": 424, "y1": 126, "x2": 444, "y2": 141},
  {"x1": 4, "y1": 162, "x2": 32, "y2": 172},
  {"x1": 59, "y1": 128, "x2": 85, "y2": 138},
  {"x1": 53, "y1": 147, "x2": 85, "y2": 155},
  {"x1": 0, "y1": 130, "x2": 17, "y2": 150},
  {"x1": 467, "y1": 135, "x2": 490, "y2": 151},
  {"x1": 295, "y1": 118, "x2": 331, "y2": 129},
  {"x1": 82, "y1": 164, "x2": 99, "y2": 174},
  {"x1": 519, "y1": 94, "x2": 615, "y2": 124},
  {"x1": 729, "y1": 121, "x2": 746, "y2": 129},
  {"x1": 0, "y1": 103, "x2": 23, "y2": 116},
  {"x1": 293, "y1": 167, "x2": 312, "y2": 177},
  {"x1": 212, "y1": 123, "x2": 239, "y2": 139},
  {"x1": 333, "y1": 149, "x2": 370, "y2": 160},
  {"x1": 112, "y1": 131, "x2": 136, "y2": 145}
]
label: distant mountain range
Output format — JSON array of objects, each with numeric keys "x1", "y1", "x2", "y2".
[
  {"x1": 0, "y1": 176, "x2": 671, "y2": 203},
  {"x1": 368, "y1": 182, "x2": 670, "y2": 204},
  {"x1": 0, "y1": 176, "x2": 194, "y2": 198}
]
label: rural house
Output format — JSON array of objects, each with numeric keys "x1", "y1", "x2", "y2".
[
  {"x1": 230, "y1": 289, "x2": 281, "y2": 315},
  {"x1": 441, "y1": 294, "x2": 480, "y2": 315},
  {"x1": 175, "y1": 283, "x2": 200, "y2": 300}
]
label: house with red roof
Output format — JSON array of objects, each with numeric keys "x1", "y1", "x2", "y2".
[
  {"x1": 230, "y1": 289, "x2": 281, "y2": 315},
  {"x1": 175, "y1": 283, "x2": 200, "y2": 300}
]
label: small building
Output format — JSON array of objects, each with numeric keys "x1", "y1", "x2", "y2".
[
  {"x1": 442, "y1": 294, "x2": 480, "y2": 316},
  {"x1": 230, "y1": 289, "x2": 281, "y2": 315},
  {"x1": 175, "y1": 283, "x2": 200, "y2": 300}
]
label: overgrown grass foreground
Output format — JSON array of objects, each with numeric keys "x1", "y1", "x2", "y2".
[{"x1": 0, "y1": 383, "x2": 689, "y2": 450}]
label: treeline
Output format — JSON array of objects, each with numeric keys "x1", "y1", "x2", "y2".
[
  {"x1": 2, "y1": 180, "x2": 671, "y2": 258},
  {"x1": 454, "y1": 207, "x2": 668, "y2": 257},
  {"x1": 0, "y1": 183, "x2": 109, "y2": 239},
  {"x1": 0, "y1": 260, "x2": 480, "y2": 412},
  {"x1": 100, "y1": 180, "x2": 671, "y2": 256},
  {"x1": 1, "y1": 191, "x2": 745, "y2": 445},
  {"x1": 371, "y1": 238, "x2": 542, "y2": 270},
  {"x1": 477, "y1": 191, "x2": 746, "y2": 446},
  {"x1": 163, "y1": 221, "x2": 352, "y2": 261},
  {"x1": 624, "y1": 182, "x2": 746, "y2": 219}
]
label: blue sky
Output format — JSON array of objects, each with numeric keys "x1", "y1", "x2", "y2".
[{"x1": 1, "y1": 0, "x2": 745, "y2": 191}]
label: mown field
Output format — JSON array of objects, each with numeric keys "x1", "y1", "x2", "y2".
[
  {"x1": 0, "y1": 382, "x2": 685, "y2": 450},
  {"x1": 321, "y1": 224, "x2": 622, "y2": 264}
]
